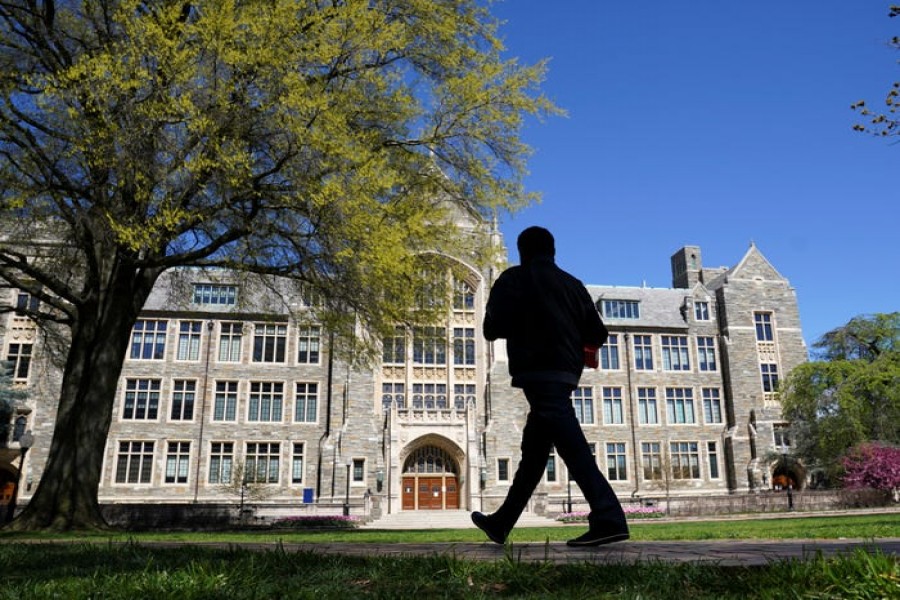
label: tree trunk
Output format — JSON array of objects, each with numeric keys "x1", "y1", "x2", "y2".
[{"x1": 8, "y1": 265, "x2": 161, "y2": 531}]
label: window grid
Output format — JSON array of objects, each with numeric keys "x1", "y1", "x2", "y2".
[
  {"x1": 170, "y1": 379, "x2": 196, "y2": 421},
  {"x1": 412, "y1": 326, "x2": 447, "y2": 365},
  {"x1": 177, "y1": 321, "x2": 202, "y2": 361},
  {"x1": 218, "y1": 322, "x2": 243, "y2": 362},
  {"x1": 454, "y1": 384, "x2": 476, "y2": 409},
  {"x1": 633, "y1": 335, "x2": 653, "y2": 370},
  {"x1": 165, "y1": 441, "x2": 190, "y2": 484},
  {"x1": 115, "y1": 441, "x2": 154, "y2": 484},
  {"x1": 702, "y1": 388, "x2": 723, "y2": 424},
  {"x1": 248, "y1": 381, "x2": 284, "y2": 422},
  {"x1": 606, "y1": 442, "x2": 627, "y2": 481},
  {"x1": 602, "y1": 299, "x2": 640, "y2": 319},
  {"x1": 546, "y1": 449, "x2": 557, "y2": 482},
  {"x1": 122, "y1": 379, "x2": 161, "y2": 420},
  {"x1": 600, "y1": 334, "x2": 620, "y2": 370},
  {"x1": 755, "y1": 312, "x2": 774, "y2": 341},
  {"x1": 292, "y1": 443, "x2": 304, "y2": 484},
  {"x1": 697, "y1": 336, "x2": 717, "y2": 371},
  {"x1": 411, "y1": 383, "x2": 448, "y2": 409},
  {"x1": 213, "y1": 381, "x2": 238, "y2": 421},
  {"x1": 297, "y1": 326, "x2": 321, "y2": 364},
  {"x1": 130, "y1": 320, "x2": 168, "y2": 360},
  {"x1": 694, "y1": 301, "x2": 710, "y2": 321},
  {"x1": 6, "y1": 343, "x2": 32, "y2": 380},
  {"x1": 453, "y1": 279, "x2": 475, "y2": 311},
  {"x1": 661, "y1": 336, "x2": 690, "y2": 371},
  {"x1": 641, "y1": 442, "x2": 662, "y2": 480},
  {"x1": 670, "y1": 441, "x2": 701, "y2": 479},
  {"x1": 294, "y1": 382, "x2": 318, "y2": 423},
  {"x1": 497, "y1": 458, "x2": 510, "y2": 482},
  {"x1": 761, "y1": 363, "x2": 779, "y2": 392},
  {"x1": 452, "y1": 327, "x2": 476, "y2": 365},
  {"x1": 193, "y1": 284, "x2": 237, "y2": 305},
  {"x1": 571, "y1": 386, "x2": 594, "y2": 425},
  {"x1": 208, "y1": 442, "x2": 234, "y2": 484},
  {"x1": 382, "y1": 382, "x2": 406, "y2": 411},
  {"x1": 246, "y1": 442, "x2": 280, "y2": 484},
  {"x1": 252, "y1": 323, "x2": 287, "y2": 363},
  {"x1": 665, "y1": 387, "x2": 696, "y2": 424},
  {"x1": 382, "y1": 327, "x2": 406, "y2": 364},
  {"x1": 637, "y1": 387, "x2": 658, "y2": 425},
  {"x1": 352, "y1": 458, "x2": 365, "y2": 482},
  {"x1": 602, "y1": 387, "x2": 624, "y2": 424},
  {"x1": 708, "y1": 442, "x2": 720, "y2": 479}
]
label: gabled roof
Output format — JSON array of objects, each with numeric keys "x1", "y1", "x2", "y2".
[{"x1": 704, "y1": 242, "x2": 787, "y2": 290}]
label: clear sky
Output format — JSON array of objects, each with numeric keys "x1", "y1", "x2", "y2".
[{"x1": 489, "y1": 1, "x2": 899, "y2": 351}]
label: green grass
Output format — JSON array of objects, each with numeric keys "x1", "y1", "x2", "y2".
[
  {"x1": 0, "y1": 541, "x2": 897, "y2": 599},
  {"x1": 0, "y1": 513, "x2": 898, "y2": 598}
]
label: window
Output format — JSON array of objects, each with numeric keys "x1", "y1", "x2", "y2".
[
  {"x1": 165, "y1": 441, "x2": 190, "y2": 484},
  {"x1": 170, "y1": 380, "x2": 196, "y2": 421},
  {"x1": 454, "y1": 384, "x2": 476, "y2": 409},
  {"x1": 115, "y1": 441, "x2": 154, "y2": 484},
  {"x1": 774, "y1": 424, "x2": 791, "y2": 451},
  {"x1": 606, "y1": 442, "x2": 627, "y2": 481},
  {"x1": 292, "y1": 443, "x2": 305, "y2": 484},
  {"x1": 193, "y1": 283, "x2": 237, "y2": 305},
  {"x1": 130, "y1": 320, "x2": 167, "y2": 360},
  {"x1": 15, "y1": 291, "x2": 40, "y2": 315},
  {"x1": 382, "y1": 382, "x2": 406, "y2": 411},
  {"x1": 411, "y1": 383, "x2": 447, "y2": 409},
  {"x1": 702, "y1": 388, "x2": 723, "y2": 424},
  {"x1": 176, "y1": 321, "x2": 202, "y2": 361},
  {"x1": 497, "y1": 458, "x2": 510, "y2": 483},
  {"x1": 665, "y1": 387, "x2": 696, "y2": 424},
  {"x1": 218, "y1": 322, "x2": 243, "y2": 362},
  {"x1": 252, "y1": 323, "x2": 287, "y2": 363},
  {"x1": 6, "y1": 343, "x2": 32, "y2": 380},
  {"x1": 546, "y1": 449, "x2": 557, "y2": 482},
  {"x1": 453, "y1": 279, "x2": 475, "y2": 311},
  {"x1": 571, "y1": 386, "x2": 594, "y2": 425},
  {"x1": 761, "y1": 363, "x2": 779, "y2": 392},
  {"x1": 694, "y1": 301, "x2": 710, "y2": 321},
  {"x1": 213, "y1": 381, "x2": 238, "y2": 421},
  {"x1": 633, "y1": 335, "x2": 653, "y2": 370},
  {"x1": 412, "y1": 326, "x2": 446, "y2": 365},
  {"x1": 755, "y1": 312, "x2": 774, "y2": 341},
  {"x1": 637, "y1": 387, "x2": 658, "y2": 425},
  {"x1": 708, "y1": 442, "x2": 720, "y2": 479},
  {"x1": 661, "y1": 335, "x2": 690, "y2": 371},
  {"x1": 602, "y1": 387, "x2": 624, "y2": 425},
  {"x1": 122, "y1": 379, "x2": 161, "y2": 420},
  {"x1": 641, "y1": 442, "x2": 662, "y2": 480},
  {"x1": 452, "y1": 327, "x2": 476, "y2": 365},
  {"x1": 248, "y1": 381, "x2": 284, "y2": 422},
  {"x1": 294, "y1": 382, "x2": 318, "y2": 422},
  {"x1": 208, "y1": 442, "x2": 234, "y2": 484},
  {"x1": 352, "y1": 458, "x2": 365, "y2": 483},
  {"x1": 602, "y1": 299, "x2": 640, "y2": 319},
  {"x1": 297, "y1": 325, "x2": 321, "y2": 364},
  {"x1": 382, "y1": 328, "x2": 406, "y2": 364},
  {"x1": 246, "y1": 442, "x2": 280, "y2": 484},
  {"x1": 670, "y1": 442, "x2": 701, "y2": 479},
  {"x1": 600, "y1": 334, "x2": 619, "y2": 370},
  {"x1": 697, "y1": 336, "x2": 717, "y2": 371}
]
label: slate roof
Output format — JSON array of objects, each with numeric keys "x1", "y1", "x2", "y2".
[{"x1": 585, "y1": 285, "x2": 693, "y2": 331}]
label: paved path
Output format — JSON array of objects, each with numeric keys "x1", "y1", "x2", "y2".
[{"x1": 138, "y1": 538, "x2": 900, "y2": 567}]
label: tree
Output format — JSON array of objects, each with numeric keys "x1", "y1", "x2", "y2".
[
  {"x1": 852, "y1": 6, "x2": 900, "y2": 135},
  {"x1": 0, "y1": 0, "x2": 555, "y2": 530},
  {"x1": 780, "y1": 313, "x2": 900, "y2": 485},
  {"x1": 841, "y1": 443, "x2": 900, "y2": 502}
]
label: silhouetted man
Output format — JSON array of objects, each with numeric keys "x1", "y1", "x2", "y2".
[{"x1": 472, "y1": 226, "x2": 628, "y2": 547}]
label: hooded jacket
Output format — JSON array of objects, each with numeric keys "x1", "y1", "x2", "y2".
[{"x1": 483, "y1": 255, "x2": 608, "y2": 388}]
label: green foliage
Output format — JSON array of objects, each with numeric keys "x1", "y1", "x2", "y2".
[{"x1": 781, "y1": 313, "x2": 900, "y2": 485}]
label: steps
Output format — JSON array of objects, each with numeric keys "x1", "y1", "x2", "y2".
[{"x1": 362, "y1": 509, "x2": 563, "y2": 530}]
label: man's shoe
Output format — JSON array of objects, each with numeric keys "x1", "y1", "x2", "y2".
[
  {"x1": 566, "y1": 529, "x2": 629, "y2": 547},
  {"x1": 471, "y1": 511, "x2": 507, "y2": 544}
]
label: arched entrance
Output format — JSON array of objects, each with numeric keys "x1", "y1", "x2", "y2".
[
  {"x1": 771, "y1": 456, "x2": 805, "y2": 491},
  {"x1": 400, "y1": 445, "x2": 461, "y2": 510}
]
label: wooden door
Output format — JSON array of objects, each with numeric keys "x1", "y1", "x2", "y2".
[{"x1": 402, "y1": 477, "x2": 416, "y2": 510}]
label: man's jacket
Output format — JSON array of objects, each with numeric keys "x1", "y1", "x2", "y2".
[{"x1": 483, "y1": 255, "x2": 608, "y2": 388}]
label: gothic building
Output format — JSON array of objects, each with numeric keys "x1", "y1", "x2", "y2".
[{"x1": 1, "y1": 226, "x2": 808, "y2": 518}]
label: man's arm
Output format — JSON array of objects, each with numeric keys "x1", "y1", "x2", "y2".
[{"x1": 483, "y1": 270, "x2": 517, "y2": 341}]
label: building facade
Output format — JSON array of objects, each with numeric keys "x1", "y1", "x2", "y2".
[{"x1": 1, "y1": 231, "x2": 808, "y2": 518}]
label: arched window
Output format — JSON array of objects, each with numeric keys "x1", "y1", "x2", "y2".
[{"x1": 403, "y1": 446, "x2": 458, "y2": 476}]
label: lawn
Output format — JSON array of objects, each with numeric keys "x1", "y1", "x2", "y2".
[{"x1": 0, "y1": 512, "x2": 897, "y2": 599}]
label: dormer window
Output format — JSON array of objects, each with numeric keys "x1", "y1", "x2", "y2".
[
  {"x1": 192, "y1": 284, "x2": 237, "y2": 305},
  {"x1": 694, "y1": 301, "x2": 710, "y2": 321},
  {"x1": 601, "y1": 299, "x2": 640, "y2": 320}
]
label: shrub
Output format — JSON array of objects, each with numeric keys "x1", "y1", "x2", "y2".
[
  {"x1": 271, "y1": 515, "x2": 361, "y2": 529},
  {"x1": 557, "y1": 505, "x2": 665, "y2": 522}
]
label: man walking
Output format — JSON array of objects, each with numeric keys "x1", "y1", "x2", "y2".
[{"x1": 472, "y1": 226, "x2": 628, "y2": 547}]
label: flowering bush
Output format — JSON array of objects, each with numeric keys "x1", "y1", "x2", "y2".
[
  {"x1": 841, "y1": 443, "x2": 900, "y2": 502},
  {"x1": 557, "y1": 505, "x2": 665, "y2": 522},
  {"x1": 272, "y1": 515, "x2": 361, "y2": 529}
]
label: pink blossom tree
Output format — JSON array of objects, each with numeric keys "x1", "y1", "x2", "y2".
[{"x1": 841, "y1": 443, "x2": 900, "y2": 502}]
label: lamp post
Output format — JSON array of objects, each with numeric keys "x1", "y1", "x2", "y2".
[
  {"x1": 375, "y1": 468, "x2": 384, "y2": 493},
  {"x1": 566, "y1": 475, "x2": 573, "y2": 514},
  {"x1": 6, "y1": 429, "x2": 34, "y2": 524}
]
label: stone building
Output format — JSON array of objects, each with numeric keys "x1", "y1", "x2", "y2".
[{"x1": 1, "y1": 227, "x2": 808, "y2": 519}]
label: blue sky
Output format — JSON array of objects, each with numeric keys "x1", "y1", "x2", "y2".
[{"x1": 490, "y1": 1, "x2": 899, "y2": 351}]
